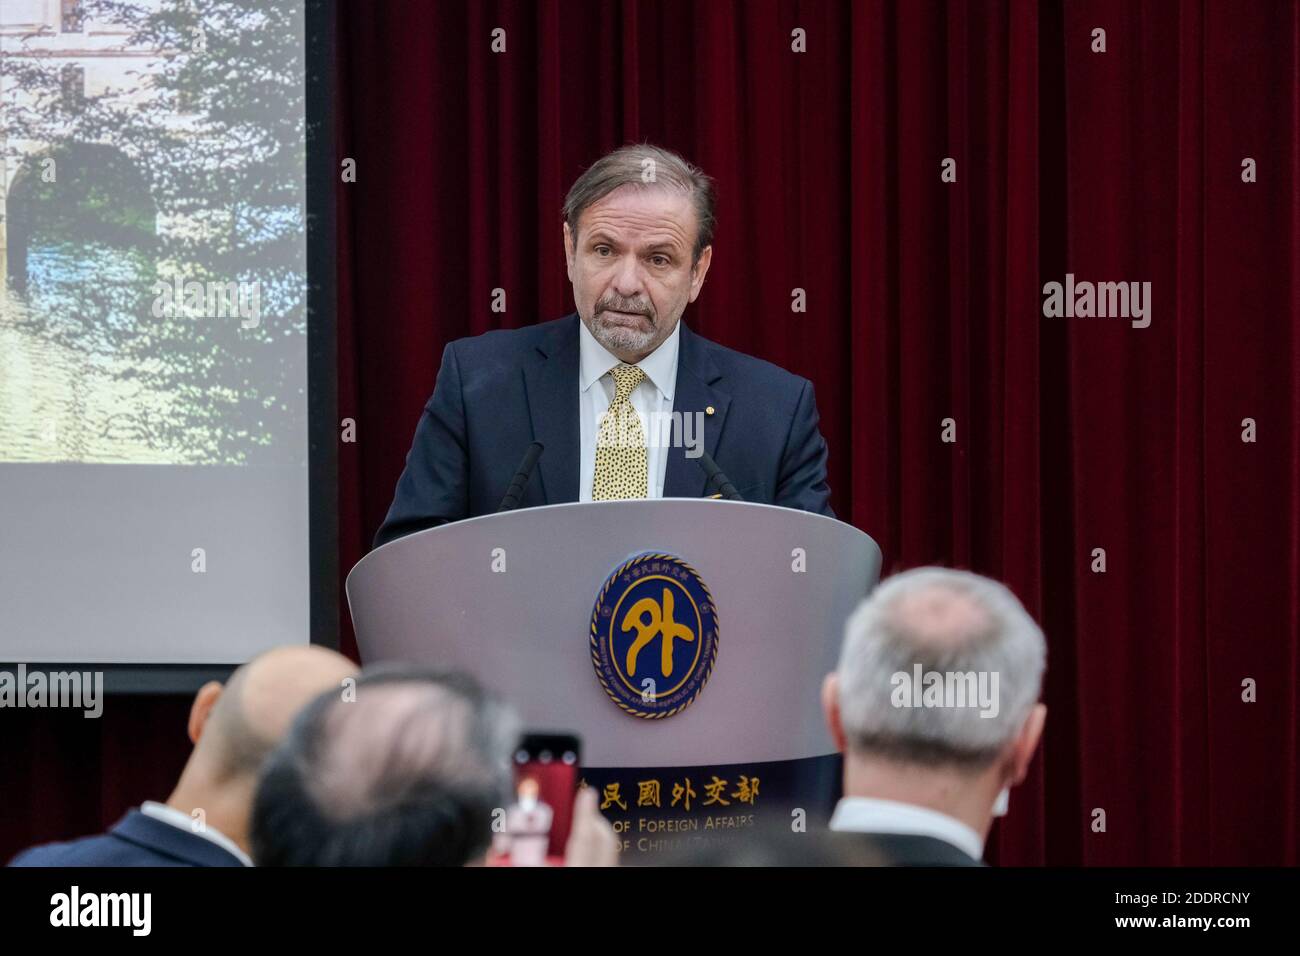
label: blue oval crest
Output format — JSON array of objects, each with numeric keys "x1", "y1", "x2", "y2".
[{"x1": 590, "y1": 551, "x2": 719, "y2": 719}]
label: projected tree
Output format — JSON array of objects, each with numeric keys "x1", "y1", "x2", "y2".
[{"x1": 0, "y1": 0, "x2": 306, "y2": 464}]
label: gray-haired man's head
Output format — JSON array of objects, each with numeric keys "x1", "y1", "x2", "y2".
[
  {"x1": 823, "y1": 567, "x2": 1047, "y2": 788},
  {"x1": 562, "y1": 143, "x2": 716, "y2": 364},
  {"x1": 250, "y1": 667, "x2": 517, "y2": 866}
]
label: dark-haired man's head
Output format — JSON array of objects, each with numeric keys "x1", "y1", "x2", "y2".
[{"x1": 250, "y1": 667, "x2": 517, "y2": 866}]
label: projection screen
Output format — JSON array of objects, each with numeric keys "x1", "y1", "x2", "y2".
[{"x1": 0, "y1": 0, "x2": 330, "y2": 679}]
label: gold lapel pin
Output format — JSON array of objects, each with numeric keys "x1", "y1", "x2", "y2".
[{"x1": 705, "y1": 405, "x2": 715, "y2": 416}]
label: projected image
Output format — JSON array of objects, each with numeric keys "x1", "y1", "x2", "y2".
[{"x1": 0, "y1": 0, "x2": 306, "y2": 464}]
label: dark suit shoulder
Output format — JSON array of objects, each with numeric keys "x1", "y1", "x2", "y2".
[
  {"x1": 9, "y1": 810, "x2": 244, "y2": 867},
  {"x1": 446, "y1": 316, "x2": 575, "y2": 366},
  {"x1": 834, "y1": 831, "x2": 985, "y2": 867},
  {"x1": 9, "y1": 831, "x2": 167, "y2": 867},
  {"x1": 688, "y1": 329, "x2": 812, "y2": 397},
  {"x1": 9, "y1": 838, "x2": 98, "y2": 866}
]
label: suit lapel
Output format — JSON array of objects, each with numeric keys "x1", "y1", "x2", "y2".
[
  {"x1": 663, "y1": 323, "x2": 730, "y2": 499},
  {"x1": 522, "y1": 316, "x2": 580, "y2": 504}
]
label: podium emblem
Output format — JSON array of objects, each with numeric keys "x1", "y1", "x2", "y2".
[{"x1": 590, "y1": 551, "x2": 719, "y2": 719}]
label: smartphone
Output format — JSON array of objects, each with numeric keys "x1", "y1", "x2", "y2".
[{"x1": 506, "y1": 732, "x2": 582, "y2": 863}]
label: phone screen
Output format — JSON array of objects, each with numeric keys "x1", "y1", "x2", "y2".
[{"x1": 502, "y1": 732, "x2": 581, "y2": 864}]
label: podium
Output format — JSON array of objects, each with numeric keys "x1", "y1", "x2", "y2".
[{"x1": 346, "y1": 498, "x2": 882, "y2": 843}]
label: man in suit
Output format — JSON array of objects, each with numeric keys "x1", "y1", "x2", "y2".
[
  {"x1": 9, "y1": 646, "x2": 357, "y2": 867},
  {"x1": 820, "y1": 567, "x2": 1048, "y2": 866},
  {"x1": 375, "y1": 143, "x2": 833, "y2": 547}
]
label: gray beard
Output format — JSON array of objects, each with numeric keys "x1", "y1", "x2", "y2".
[{"x1": 590, "y1": 313, "x2": 658, "y2": 355}]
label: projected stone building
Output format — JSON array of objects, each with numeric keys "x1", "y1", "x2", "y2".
[
  {"x1": 0, "y1": 0, "x2": 305, "y2": 466},
  {"x1": 0, "y1": 0, "x2": 164, "y2": 289}
]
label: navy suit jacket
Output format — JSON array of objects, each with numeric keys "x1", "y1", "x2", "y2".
[
  {"x1": 838, "y1": 832, "x2": 986, "y2": 867},
  {"x1": 8, "y1": 809, "x2": 246, "y2": 867},
  {"x1": 374, "y1": 314, "x2": 834, "y2": 547}
]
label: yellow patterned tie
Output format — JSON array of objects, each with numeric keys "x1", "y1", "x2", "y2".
[{"x1": 592, "y1": 364, "x2": 648, "y2": 500}]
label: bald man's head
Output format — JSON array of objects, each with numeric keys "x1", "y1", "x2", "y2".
[
  {"x1": 832, "y1": 568, "x2": 1046, "y2": 768},
  {"x1": 194, "y1": 646, "x2": 359, "y2": 784}
]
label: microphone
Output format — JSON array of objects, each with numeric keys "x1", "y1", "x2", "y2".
[
  {"x1": 696, "y1": 449, "x2": 744, "y2": 501},
  {"x1": 497, "y1": 441, "x2": 545, "y2": 512}
]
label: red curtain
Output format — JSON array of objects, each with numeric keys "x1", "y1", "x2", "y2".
[
  {"x1": 336, "y1": 0, "x2": 1300, "y2": 866},
  {"x1": 1049, "y1": 0, "x2": 1300, "y2": 867}
]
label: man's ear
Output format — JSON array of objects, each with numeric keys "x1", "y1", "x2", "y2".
[
  {"x1": 1007, "y1": 703, "x2": 1047, "y2": 785},
  {"x1": 563, "y1": 221, "x2": 576, "y2": 282},
  {"x1": 821, "y1": 672, "x2": 847, "y2": 753},
  {"x1": 687, "y1": 245, "x2": 713, "y2": 303},
  {"x1": 187, "y1": 680, "x2": 224, "y2": 746}
]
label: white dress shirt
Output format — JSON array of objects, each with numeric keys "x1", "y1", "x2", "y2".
[
  {"x1": 578, "y1": 319, "x2": 680, "y2": 501},
  {"x1": 140, "y1": 800, "x2": 253, "y2": 866},
  {"x1": 828, "y1": 795, "x2": 984, "y2": 861}
]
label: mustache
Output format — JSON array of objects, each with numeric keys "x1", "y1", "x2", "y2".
[{"x1": 596, "y1": 298, "x2": 654, "y2": 320}]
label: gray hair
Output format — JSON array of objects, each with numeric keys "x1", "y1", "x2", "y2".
[
  {"x1": 562, "y1": 143, "x2": 716, "y2": 264},
  {"x1": 307, "y1": 670, "x2": 518, "y2": 821},
  {"x1": 250, "y1": 667, "x2": 519, "y2": 866},
  {"x1": 836, "y1": 567, "x2": 1046, "y2": 768}
]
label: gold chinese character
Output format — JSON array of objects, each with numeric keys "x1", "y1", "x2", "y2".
[
  {"x1": 600, "y1": 783, "x2": 628, "y2": 811},
  {"x1": 703, "y1": 775, "x2": 731, "y2": 807},
  {"x1": 731, "y1": 775, "x2": 760, "y2": 805},
  {"x1": 671, "y1": 777, "x2": 696, "y2": 811},
  {"x1": 637, "y1": 779, "x2": 662, "y2": 808},
  {"x1": 623, "y1": 588, "x2": 696, "y2": 676}
]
